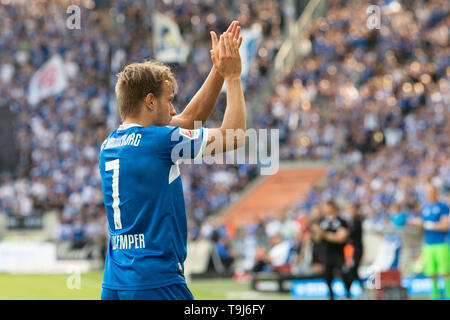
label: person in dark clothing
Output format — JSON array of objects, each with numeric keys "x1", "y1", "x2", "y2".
[
  {"x1": 208, "y1": 231, "x2": 235, "y2": 274},
  {"x1": 215, "y1": 236, "x2": 235, "y2": 271},
  {"x1": 343, "y1": 203, "x2": 364, "y2": 298},
  {"x1": 311, "y1": 200, "x2": 349, "y2": 300},
  {"x1": 309, "y1": 205, "x2": 326, "y2": 275}
]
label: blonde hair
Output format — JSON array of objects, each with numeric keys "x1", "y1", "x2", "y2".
[{"x1": 115, "y1": 60, "x2": 178, "y2": 120}]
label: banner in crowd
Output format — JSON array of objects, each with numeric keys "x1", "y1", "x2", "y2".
[
  {"x1": 7, "y1": 215, "x2": 43, "y2": 229},
  {"x1": 239, "y1": 28, "x2": 262, "y2": 84},
  {"x1": 152, "y1": 12, "x2": 189, "y2": 65},
  {"x1": 27, "y1": 54, "x2": 69, "y2": 106}
]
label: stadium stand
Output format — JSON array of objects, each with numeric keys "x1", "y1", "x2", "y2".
[
  {"x1": 190, "y1": 0, "x2": 449, "y2": 282},
  {"x1": 221, "y1": 165, "x2": 326, "y2": 225}
]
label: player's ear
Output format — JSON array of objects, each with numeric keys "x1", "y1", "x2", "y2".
[{"x1": 144, "y1": 93, "x2": 155, "y2": 112}]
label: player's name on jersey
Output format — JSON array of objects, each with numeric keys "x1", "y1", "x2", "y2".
[
  {"x1": 111, "y1": 233, "x2": 145, "y2": 250},
  {"x1": 102, "y1": 133, "x2": 142, "y2": 150}
]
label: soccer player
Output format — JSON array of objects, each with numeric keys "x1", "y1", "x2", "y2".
[
  {"x1": 98, "y1": 24, "x2": 246, "y2": 300},
  {"x1": 409, "y1": 184, "x2": 449, "y2": 299}
]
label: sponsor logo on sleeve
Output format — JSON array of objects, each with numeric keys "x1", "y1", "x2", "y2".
[{"x1": 179, "y1": 128, "x2": 200, "y2": 139}]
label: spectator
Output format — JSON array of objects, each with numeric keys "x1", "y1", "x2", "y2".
[
  {"x1": 214, "y1": 236, "x2": 235, "y2": 274},
  {"x1": 309, "y1": 204, "x2": 326, "y2": 275},
  {"x1": 311, "y1": 200, "x2": 349, "y2": 300},
  {"x1": 342, "y1": 202, "x2": 364, "y2": 297},
  {"x1": 266, "y1": 232, "x2": 292, "y2": 273}
]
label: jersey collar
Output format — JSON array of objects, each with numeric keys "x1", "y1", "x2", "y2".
[{"x1": 118, "y1": 123, "x2": 143, "y2": 130}]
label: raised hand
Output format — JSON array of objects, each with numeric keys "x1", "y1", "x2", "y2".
[
  {"x1": 210, "y1": 21, "x2": 243, "y2": 74},
  {"x1": 210, "y1": 32, "x2": 241, "y2": 80}
]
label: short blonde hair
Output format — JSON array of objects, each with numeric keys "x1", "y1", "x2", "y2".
[{"x1": 115, "y1": 60, "x2": 178, "y2": 120}]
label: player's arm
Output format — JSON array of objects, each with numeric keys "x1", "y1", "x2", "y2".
[
  {"x1": 323, "y1": 227, "x2": 349, "y2": 244},
  {"x1": 408, "y1": 218, "x2": 423, "y2": 229},
  {"x1": 423, "y1": 214, "x2": 449, "y2": 232},
  {"x1": 169, "y1": 21, "x2": 242, "y2": 129},
  {"x1": 408, "y1": 207, "x2": 425, "y2": 229},
  {"x1": 202, "y1": 32, "x2": 246, "y2": 156}
]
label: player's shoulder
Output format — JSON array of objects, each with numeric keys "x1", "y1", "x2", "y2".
[
  {"x1": 100, "y1": 129, "x2": 117, "y2": 152},
  {"x1": 156, "y1": 125, "x2": 178, "y2": 133},
  {"x1": 158, "y1": 125, "x2": 203, "y2": 140},
  {"x1": 437, "y1": 201, "x2": 449, "y2": 212},
  {"x1": 116, "y1": 125, "x2": 173, "y2": 141},
  {"x1": 147, "y1": 125, "x2": 180, "y2": 142},
  {"x1": 437, "y1": 201, "x2": 449, "y2": 207}
]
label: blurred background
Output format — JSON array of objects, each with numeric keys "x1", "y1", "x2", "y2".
[{"x1": 0, "y1": 0, "x2": 448, "y2": 300}]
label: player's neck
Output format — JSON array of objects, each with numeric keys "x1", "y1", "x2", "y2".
[{"x1": 122, "y1": 117, "x2": 153, "y2": 127}]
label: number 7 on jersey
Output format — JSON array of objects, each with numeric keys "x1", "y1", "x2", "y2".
[{"x1": 105, "y1": 159, "x2": 122, "y2": 229}]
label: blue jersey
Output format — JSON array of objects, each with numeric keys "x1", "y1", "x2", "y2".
[
  {"x1": 99, "y1": 123, "x2": 208, "y2": 290},
  {"x1": 420, "y1": 201, "x2": 449, "y2": 245}
]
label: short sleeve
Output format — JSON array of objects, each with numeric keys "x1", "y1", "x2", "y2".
[
  {"x1": 440, "y1": 203, "x2": 449, "y2": 217},
  {"x1": 159, "y1": 126, "x2": 208, "y2": 163}
]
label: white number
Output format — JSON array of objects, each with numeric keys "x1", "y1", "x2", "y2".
[{"x1": 105, "y1": 159, "x2": 122, "y2": 229}]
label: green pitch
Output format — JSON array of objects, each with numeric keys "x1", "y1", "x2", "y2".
[
  {"x1": 0, "y1": 272, "x2": 427, "y2": 300},
  {"x1": 0, "y1": 272, "x2": 292, "y2": 300}
]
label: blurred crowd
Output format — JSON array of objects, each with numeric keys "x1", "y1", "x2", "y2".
[
  {"x1": 0, "y1": 0, "x2": 284, "y2": 244},
  {"x1": 192, "y1": 0, "x2": 450, "y2": 274}
]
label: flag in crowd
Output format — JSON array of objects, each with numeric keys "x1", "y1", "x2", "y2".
[{"x1": 27, "y1": 55, "x2": 69, "y2": 106}]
